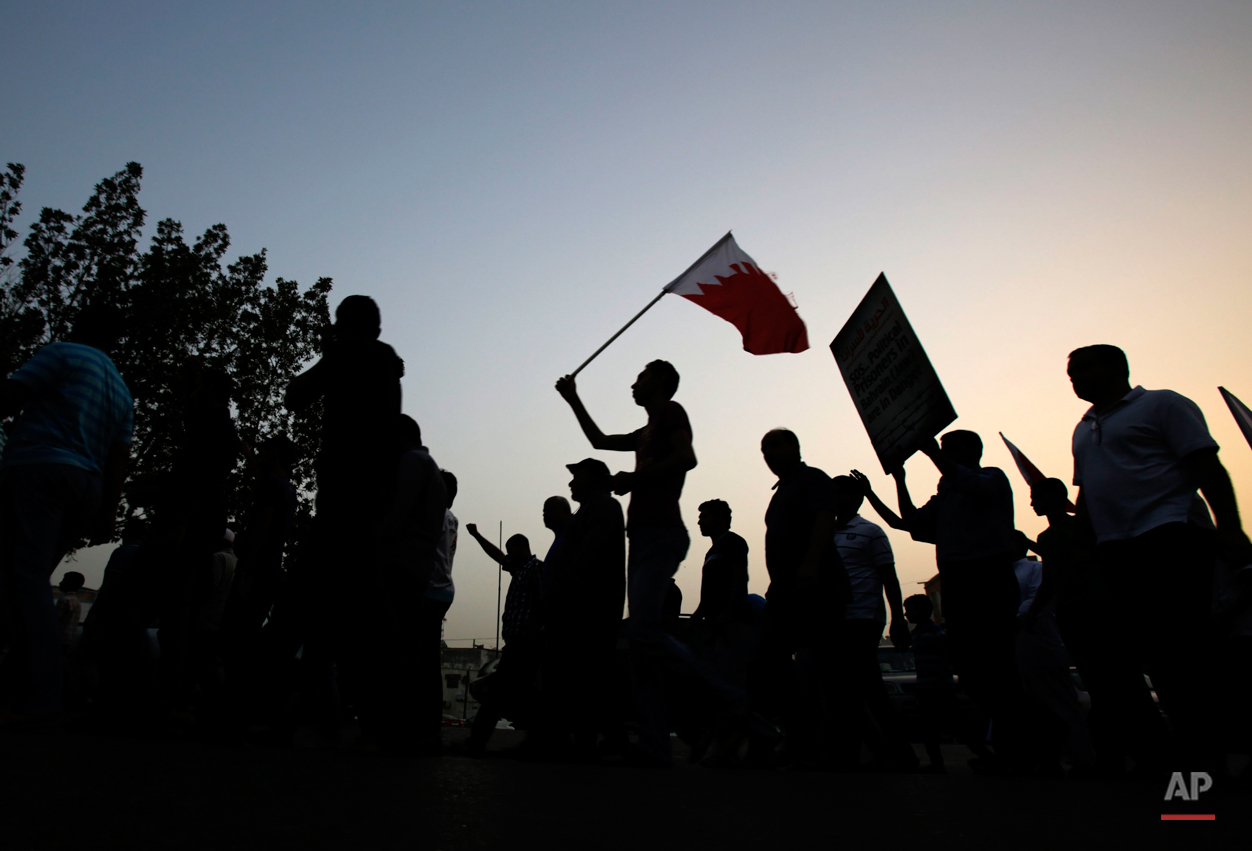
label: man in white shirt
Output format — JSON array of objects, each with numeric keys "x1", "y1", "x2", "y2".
[
  {"x1": 1068, "y1": 344, "x2": 1252, "y2": 770},
  {"x1": 832, "y1": 475, "x2": 914, "y2": 770}
]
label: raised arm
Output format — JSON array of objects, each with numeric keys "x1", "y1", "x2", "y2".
[
  {"x1": 554, "y1": 375, "x2": 637, "y2": 452},
  {"x1": 465, "y1": 522, "x2": 507, "y2": 566},
  {"x1": 850, "y1": 470, "x2": 908, "y2": 531}
]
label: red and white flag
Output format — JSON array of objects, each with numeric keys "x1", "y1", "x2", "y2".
[
  {"x1": 1219, "y1": 386, "x2": 1252, "y2": 452},
  {"x1": 1000, "y1": 432, "x2": 1076, "y2": 512},
  {"x1": 663, "y1": 233, "x2": 809, "y2": 355}
]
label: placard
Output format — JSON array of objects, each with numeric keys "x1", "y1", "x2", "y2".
[{"x1": 830, "y1": 274, "x2": 956, "y2": 473}]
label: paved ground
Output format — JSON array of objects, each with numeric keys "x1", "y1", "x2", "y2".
[{"x1": 2, "y1": 723, "x2": 1245, "y2": 850}]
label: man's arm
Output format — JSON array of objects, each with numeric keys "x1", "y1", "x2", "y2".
[
  {"x1": 894, "y1": 468, "x2": 919, "y2": 526},
  {"x1": 554, "y1": 375, "x2": 636, "y2": 452},
  {"x1": 797, "y1": 509, "x2": 838, "y2": 581},
  {"x1": 465, "y1": 523, "x2": 507, "y2": 566},
  {"x1": 284, "y1": 359, "x2": 328, "y2": 411},
  {"x1": 612, "y1": 426, "x2": 696, "y2": 495},
  {"x1": 89, "y1": 442, "x2": 130, "y2": 546},
  {"x1": 1182, "y1": 448, "x2": 1252, "y2": 565},
  {"x1": 877, "y1": 562, "x2": 911, "y2": 651},
  {"x1": 849, "y1": 470, "x2": 908, "y2": 531}
]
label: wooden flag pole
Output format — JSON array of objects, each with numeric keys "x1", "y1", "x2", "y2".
[
  {"x1": 568, "y1": 231, "x2": 734, "y2": 377},
  {"x1": 569, "y1": 289, "x2": 668, "y2": 377}
]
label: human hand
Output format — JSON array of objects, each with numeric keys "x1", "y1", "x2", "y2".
[
  {"x1": 849, "y1": 469, "x2": 874, "y2": 496},
  {"x1": 466, "y1": 522, "x2": 479, "y2": 537},
  {"x1": 555, "y1": 374, "x2": 579, "y2": 402},
  {"x1": 889, "y1": 619, "x2": 912, "y2": 652},
  {"x1": 1219, "y1": 527, "x2": 1252, "y2": 568},
  {"x1": 918, "y1": 436, "x2": 940, "y2": 458},
  {"x1": 611, "y1": 471, "x2": 634, "y2": 495}
]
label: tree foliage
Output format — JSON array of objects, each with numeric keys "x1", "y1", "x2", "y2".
[{"x1": 0, "y1": 163, "x2": 331, "y2": 539}]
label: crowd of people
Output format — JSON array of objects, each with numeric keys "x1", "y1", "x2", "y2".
[{"x1": 1, "y1": 296, "x2": 1250, "y2": 783}]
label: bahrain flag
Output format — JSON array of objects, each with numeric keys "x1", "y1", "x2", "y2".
[{"x1": 663, "y1": 232, "x2": 809, "y2": 354}]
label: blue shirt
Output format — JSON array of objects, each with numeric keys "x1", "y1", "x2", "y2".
[{"x1": 4, "y1": 342, "x2": 133, "y2": 474}]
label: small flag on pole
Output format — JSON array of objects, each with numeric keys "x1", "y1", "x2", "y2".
[
  {"x1": 664, "y1": 233, "x2": 809, "y2": 355},
  {"x1": 1000, "y1": 432, "x2": 1075, "y2": 511},
  {"x1": 1219, "y1": 387, "x2": 1252, "y2": 452}
]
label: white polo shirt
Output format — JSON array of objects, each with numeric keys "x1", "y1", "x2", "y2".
[
  {"x1": 834, "y1": 514, "x2": 893, "y2": 622},
  {"x1": 1072, "y1": 386, "x2": 1218, "y2": 543}
]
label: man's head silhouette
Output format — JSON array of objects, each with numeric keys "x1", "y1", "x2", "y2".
[
  {"x1": 631, "y1": 360, "x2": 680, "y2": 407},
  {"x1": 543, "y1": 496, "x2": 572, "y2": 532},
  {"x1": 761, "y1": 428, "x2": 802, "y2": 478},
  {"x1": 335, "y1": 295, "x2": 382, "y2": 342},
  {"x1": 1067, "y1": 345, "x2": 1130, "y2": 407},
  {"x1": 939, "y1": 430, "x2": 983, "y2": 469},
  {"x1": 1030, "y1": 477, "x2": 1069, "y2": 517},
  {"x1": 697, "y1": 499, "x2": 731, "y2": 539}
]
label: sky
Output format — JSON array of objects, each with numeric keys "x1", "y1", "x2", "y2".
[{"x1": 6, "y1": 1, "x2": 1252, "y2": 646}]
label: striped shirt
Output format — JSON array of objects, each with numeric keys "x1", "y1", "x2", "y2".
[
  {"x1": 834, "y1": 514, "x2": 893, "y2": 621},
  {"x1": 5, "y1": 342, "x2": 133, "y2": 473}
]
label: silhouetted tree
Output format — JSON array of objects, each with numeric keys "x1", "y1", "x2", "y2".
[{"x1": 0, "y1": 162, "x2": 331, "y2": 541}]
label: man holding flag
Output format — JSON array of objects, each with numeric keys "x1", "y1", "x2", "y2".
[{"x1": 557, "y1": 362, "x2": 740, "y2": 765}]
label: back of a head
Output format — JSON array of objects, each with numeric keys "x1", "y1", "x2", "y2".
[
  {"x1": 506, "y1": 533, "x2": 531, "y2": 559},
  {"x1": 335, "y1": 295, "x2": 382, "y2": 341},
  {"x1": 1068, "y1": 344, "x2": 1129, "y2": 380},
  {"x1": 904, "y1": 593, "x2": 933, "y2": 620},
  {"x1": 941, "y1": 430, "x2": 983, "y2": 465},
  {"x1": 441, "y1": 470, "x2": 458, "y2": 507},
  {"x1": 645, "y1": 359, "x2": 680, "y2": 400},
  {"x1": 762, "y1": 428, "x2": 801, "y2": 454},
  {"x1": 831, "y1": 475, "x2": 865, "y2": 513},
  {"x1": 398, "y1": 414, "x2": 422, "y2": 449},
  {"x1": 60, "y1": 571, "x2": 86, "y2": 593}
]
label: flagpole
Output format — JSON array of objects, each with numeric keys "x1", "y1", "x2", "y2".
[
  {"x1": 568, "y1": 231, "x2": 734, "y2": 377},
  {"x1": 569, "y1": 289, "x2": 668, "y2": 377}
]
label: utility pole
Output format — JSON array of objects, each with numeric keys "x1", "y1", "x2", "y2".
[{"x1": 496, "y1": 520, "x2": 503, "y2": 653}]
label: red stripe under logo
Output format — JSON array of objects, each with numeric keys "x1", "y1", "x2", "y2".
[{"x1": 1160, "y1": 814, "x2": 1215, "y2": 821}]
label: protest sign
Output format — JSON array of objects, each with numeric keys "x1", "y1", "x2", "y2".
[{"x1": 830, "y1": 274, "x2": 956, "y2": 473}]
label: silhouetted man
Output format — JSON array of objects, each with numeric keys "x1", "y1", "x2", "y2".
[
  {"x1": 544, "y1": 458, "x2": 627, "y2": 758},
  {"x1": 831, "y1": 474, "x2": 915, "y2": 770},
  {"x1": 417, "y1": 469, "x2": 459, "y2": 751},
  {"x1": 0, "y1": 303, "x2": 131, "y2": 718},
  {"x1": 1025, "y1": 477, "x2": 1162, "y2": 773},
  {"x1": 1067, "y1": 344, "x2": 1252, "y2": 771},
  {"x1": 557, "y1": 361, "x2": 735, "y2": 765},
  {"x1": 282, "y1": 295, "x2": 404, "y2": 739},
  {"x1": 374, "y1": 415, "x2": 446, "y2": 752},
  {"x1": 540, "y1": 495, "x2": 572, "y2": 604},
  {"x1": 758, "y1": 429, "x2": 851, "y2": 766},
  {"x1": 691, "y1": 499, "x2": 750, "y2": 688},
  {"x1": 853, "y1": 430, "x2": 1024, "y2": 771},
  {"x1": 462, "y1": 531, "x2": 544, "y2": 755}
]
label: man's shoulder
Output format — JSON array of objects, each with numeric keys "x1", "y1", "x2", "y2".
[
  {"x1": 654, "y1": 400, "x2": 691, "y2": 428},
  {"x1": 718, "y1": 531, "x2": 749, "y2": 553}
]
